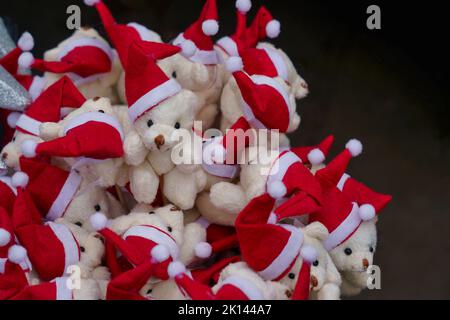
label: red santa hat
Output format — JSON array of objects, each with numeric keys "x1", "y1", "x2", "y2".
[
  {"x1": 125, "y1": 41, "x2": 182, "y2": 123},
  {"x1": 21, "y1": 109, "x2": 124, "y2": 160},
  {"x1": 19, "y1": 36, "x2": 113, "y2": 86},
  {"x1": 14, "y1": 76, "x2": 85, "y2": 136},
  {"x1": 290, "y1": 135, "x2": 335, "y2": 166},
  {"x1": 18, "y1": 157, "x2": 82, "y2": 221},
  {"x1": 0, "y1": 32, "x2": 34, "y2": 76},
  {"x1": 12, "y1": 188, "x2": 80, "y2": 281},
  {"x1": 172, "y1": 0, "x2": 220, "y2": 65},
  {"x1": 216, "y1": 0, "x2": 252, "y2": 57},
  {"x1": 11, "y1": 276, "x2": 75, "y2": 300},
  {"x1": 168, "y1": 261, "x2": 268, "y2": 300},
  {"x1": 13, "y1": 74, "x2": 47, "y2": 102},
  {"x1": 225, "y1": 62, "x2": 293, "y2": 132},
  {"x1": 106, "y1": 259, "x2": 156, "y2": 300},
  {"x1": 291, "y1": 261, "x2": 311, "y2": 300},
  {"x1": 239, "y1": 46, "x2": 290, "y2": 82},
  {"x1": 191, "y1": 255, "x2": 241, "y2": 286},
  {"x1": 194, "y1": 217, "x2": 239, "y2": 258},
  {"x1": 235, "y1": 194, "x2": 317, "y2": 281},
  {"x1": 310, "y1": 139, "x2": 391, "y2": 251},
  {"x1": 90, "y1": 213, "x2": 180, "y2": 280},
  {"x1": 84, "y1": 0, "x2": 162, "y2": 67},
  {"x1": 245, "y1": 6, "x2": 281, "y2": 48},
  {"x1": 0, "y1": 176, "x2": 17, "y2": 214},
  {"x1": 0, "y1": 260, "x2": 30, "y2": 300}
]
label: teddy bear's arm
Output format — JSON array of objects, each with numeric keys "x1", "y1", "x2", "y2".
[
  {"x1": 39, "y1": 122, "x2": 63, "y2": 141},
  {"x1": 209, "y1": 182, "x2": 247, "y2": 214},
  {"x1": 179, "y1": 222, "x2": 207, "y2": 265},
  {"x1": 123, "y1": 130, "x2": 148, "y2": 166},
  {"x1": 129, "y1": 160, "x2": 159, "y2": 204}
]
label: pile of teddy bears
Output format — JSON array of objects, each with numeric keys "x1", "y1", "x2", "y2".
[{"x1": 0, "y1": 0, "x2": 392, "y2": 300}]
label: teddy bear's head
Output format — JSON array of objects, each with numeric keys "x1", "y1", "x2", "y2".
[
  {"x1": 329, "y1": 218, "x2": 378, "y2": 273},
  {"x1": 55, "y1": 219, "x2": 105, "y2": 273},
  {"x1": 132, "y1": 90, "x2": 197, "y2": 152},
  {"x1": 62, "y1": 180, "x2": 111, "y2": 232},
  {"x1": 302, "y1": 222, "x2": 341, "y2": 293},
  {"x1": 1, "y1": 131, "x2": 41, "y2": 170}
]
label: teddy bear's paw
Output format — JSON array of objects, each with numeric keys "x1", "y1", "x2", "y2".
[
  {"x1": 316, "y1": 283, "x2": 341, "y2": 300},
  {"x1": 124, "y1": 131, "x2": 148, "y2": 166},
  {"x1": 39, "y1": 122, "x2": 62, "y2": 141},
  {"x1": 210, "y1": 182, "x2": 246, "y2": 213}
]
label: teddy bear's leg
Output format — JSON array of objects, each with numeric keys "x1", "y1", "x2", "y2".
[
  {"x1": 91, "y1": 159, "x2": 124, "y2": 188},
  {"x1": 179, "y1": 222, "x2": 208, "y2": 265},
  {"x1": 163, "y1": 169, "x2": 198, "y2": 210},
  {"x1": 195, "y1": 191, "x2": 238, "y2": 226},
  {"x1": 129, "y1": 161, "x2": 159, "y2": 204},
  {"x1": 74, "y1": 279, "x2": 102, "y2": 300},
  {"x1": 210, "y1": 182, "x2": 247, "y2": 214}
]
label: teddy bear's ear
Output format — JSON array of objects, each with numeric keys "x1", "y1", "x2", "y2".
[{"x1": 303, "y1": 222, "x2": 329, "y2": 241}]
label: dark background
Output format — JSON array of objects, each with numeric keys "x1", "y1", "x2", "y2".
[{"x1": 2, "y1": 0, "x2": 449, "y2": 299}]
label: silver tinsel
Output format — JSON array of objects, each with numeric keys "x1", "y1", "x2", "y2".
[
  {"x1": 0, "y1": 65, "x2": 31, "y2": 111},
  {"x1": 0, "y1": 158, "x2": 7, "y2": 176},
  {"x1": 0, "y1": 18, "x2": 15, "y2": 59}
]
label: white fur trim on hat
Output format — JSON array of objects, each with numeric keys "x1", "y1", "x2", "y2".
[
  {"x1": 84, "y1": 0, "x2": 100, "y2": 6},
  {"x1": 151, "y1": 244, "x2": 170, "y2": 263},
  {"x1": 300, "y1": 245, "x2": 317, "y2": 263},
  {"x1": 18, "y1": 52, "x2": 34, "y2": 69},
  {"x1": 90, "y1": 212, "x2": 108, "y2": 231},
  {"x1": 359, "y1": 204, "x2": 376, "y2": 221},
  {"x1": 202, "y1": 20, "x2": 219, "y2": 36},
  {"x1": 180, "y1": 40, "x2": 196, "y2": 58},
  {"x1": 225, "y1": 56, "x2": 243, "y2": 73},
  {"x1": 307, "y1": 148, "x2": 325, "y2": 165},
  {"x1": 7, "y1": 112, "x2": 21, "y2": 129},
  {"x1": 21, "y1": 139, "x2": 38, "y2": 158},
  {"x1": 345, "y1": 139, "x2": 363, "y2": 157},
  {"x1": 195, "y1": 242, "x2": 212, "y2": 259},
  {"x1": 168, "y1": 261, "x2": 186, "y2": 278},
  {"x1": 18, "y1": 32, "x2": 34, "y2": 51},
  {"x1": 12, "y1": 171, "x2": 29, "y2": 188},
  {"x1": 0, "y1": 228, "x2": 11, "y2": 247},
  {"x1": 266, "y1": 20, "x2": 281, "y2": 38},
  {"x1": 236, "y1": 0, "x2": 252, "y2": 13},
  {"x1": 267, "y1": 180, "x2": 287, "y2": 199},
  {"x1": 8, "y1": 245, "x2": 27, "y2": 264}
]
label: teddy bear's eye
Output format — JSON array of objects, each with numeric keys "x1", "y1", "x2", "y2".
[
  {"x1": 313, "y1": 260, "x2": 319, "y2": 267},
  {"x1": 167, "y1": 226, "x2": 173, "y2": 232},
  {"x1": 369, "y1": 246, "x2": 374, "y2": 253},
  {"x1": 80, "y1": 246, "x2": 85, "y2": 253},
  {"x1": 174, "y1": 122, "x2": 181, "y2": 129},
  {"x1": 94, "y1": 204, "x2": 101, "y2": 212},
  {"x1": 147, "y1": 119, "x2": 153, "y2": 127},
  {"x1": 149, "y1": 211, "x2": 155, "y2": 215},
  {"x1": 75, "y1": 221, "x2": 83, "y2": 227},
  {"x1": 12, "y1": 136, "x2": 16, "y2": 142},
  {"x1": 344, "y1": 248, "x2": 352, "y2": 256},
  {"x1": 288, "y1": 273, "x2": 295, "y2": 279},
  {"x1": 146, "y1": 289, "x2": 153, "y2": 294},
  {"x1": 172, "y1": 71, "x2": 177, "y2": 78},
  {"x1": 98, "y1": 110, "x2": 105, "y2": 113}
]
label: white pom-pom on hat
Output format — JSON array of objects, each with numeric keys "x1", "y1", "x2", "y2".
[
  {"x1": 8, "y1": 245, "x2": 27, "y2": 264},
  {"x1": 84, "y1": 0, "x2": 100, "y2": 6},
  {"x1": 307, "y1": 148, "x2": 325, "y2": 165},
  {"x1": 202, "y1": 19, "x2": 219, "y2": 36},
  {"x1": 345, "y1": 139, "x2": 363, "y2": 157},
  {"x1": 0, "y1": 228, "x2": 11, "y2": 247},
  {"x1": 18, "y1": 32, "x2": 34, "y2": 51},
  {"x1": 267, "y1": 180, "x2": 287, "y2": 199},
  {"x1": 195, "y1": 242, "x2": 212, "y2": 259},
  {"x1": 168, "y1": 261, "x2": 186, "y2": 279},
  {"x1": 21, "y1": 139, "x2": 38, "y2": 158},
  {"x1": 151, "y1": 245, "x2": 170, "y2": 263},
  {"x1": 359, "y1": 204, "x2": 376, "y2": 221},
  {"x1": 7, "y1": 112, "x2": 21, "y2": 129},
  {"x1": 180, "y1": 40, "x2": 196, "y2": 58},
  {"x1": 266, "y1": 20, "x2": 281, "y2": 38},
  {"x1": 300, "y1": 245, "x2": 317, "y2": 263},
  {"x1": 236, "y1": 0, "x2": 252, "y2": 13},
  {"x1": 18, "y1": 52, "x2": 34, "y2": 69},
  {"x1": 90, "y1": 212, "x2": 108, "y2": 231},
  {"x1": 225, "y1": 56, "x2": 243, "y2": 73},
  {"x1": 12, "y1": 171, "x2": 29, "y2": 188}
]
